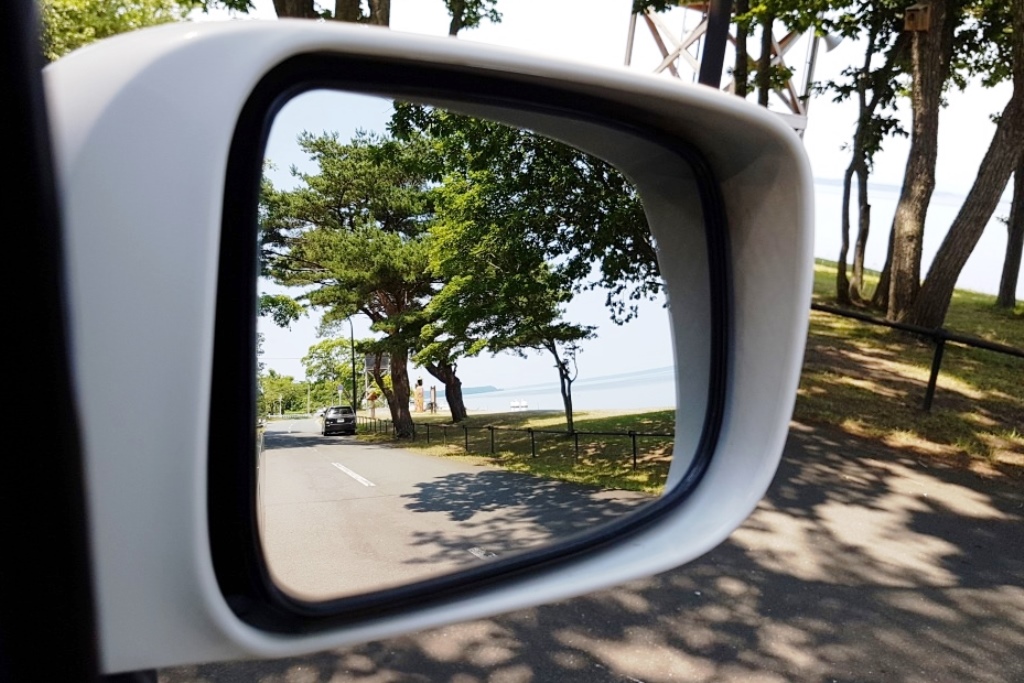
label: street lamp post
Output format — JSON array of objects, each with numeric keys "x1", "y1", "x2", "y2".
[{"x1": 348, "y1": 317, "x2": 357, "y2": 415}]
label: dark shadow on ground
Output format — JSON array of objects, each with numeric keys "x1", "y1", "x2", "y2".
[
  {"x1": 398, "y1": 470, "x2": 652, "y2": 562},
  {"x1": 263, "y1": 431, "x2": 365, "y2": 449},
  {"x1": 163, "y1": 422, "x2": 1024, "y2": 683},
  {"x1": 799, "y1": 318, "x2": 1024, "y2": 465}
]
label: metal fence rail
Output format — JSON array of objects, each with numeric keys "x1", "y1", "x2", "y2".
[
  {"x1": 810, "y1": 302, "x2": 1023, "y2": 411},
  {"x1": 351, "y1": 304, "x2": 1019, "y2": 463},
  {"x1": 355, "y1": 415, "x2": 672, "y2": 470}
]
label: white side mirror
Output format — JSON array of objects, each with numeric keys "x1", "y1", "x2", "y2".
[{"x1": 45, "y1": 20, "x2": 812, "y2": 673}]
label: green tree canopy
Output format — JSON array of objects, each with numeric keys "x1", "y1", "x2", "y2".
[
  {"x1": 389, "y1": 103, "x2": 655, "y2": 324},
  {"x1": 258, "y1": 369, "x2": 308, "y2": 416},
  {"x1": 301, "y1": 336, "x2": 370, "y2": 407},
  {"x1": 40, "y1": 0, "x2": 186, "y2": 60},
  {"x1": 424, "y1": 141, "x2": 597, "y2": 431},
  {"x1": 260, "y1": 131, "x2": 438, "y2": 436}
]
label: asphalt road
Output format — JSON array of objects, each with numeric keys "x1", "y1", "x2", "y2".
[
  {"x1": 162, "y1": 421, "x2": 1024, "y2": 682},
  {"x1": 259, "y1": 418, "x2": 653, "y2": 599}
]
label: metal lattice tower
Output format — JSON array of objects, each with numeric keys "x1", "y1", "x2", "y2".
[{"x1": 625, "y1": 3, "x2": 840, "y2": 136}]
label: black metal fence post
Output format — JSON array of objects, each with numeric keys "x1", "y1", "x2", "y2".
[
  {"x1": 529, "y1": 428, "x2": 536, "y2": 457},
  {"x1": 923, "y1": 334, "x2": 947, "y2": 412},
  {"x1": 810, "y1": 301, "x2": 1023, "y2": 413},
  {"x1": 629, "y1": 430, "x2": 637, "y2": 470},
  {"x1": 463, "y1": 425, "x2": 469, "y2": 451},
  {"x1": 488, "y1": 425, "x2": 495, "y2": 454},
  {"x1": 573, "y1": 431, "x2": 579, "y2": 463}
]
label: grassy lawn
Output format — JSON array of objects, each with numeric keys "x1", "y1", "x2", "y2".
[
  {"x1": 801, "y1": 260, "x2": 1022, "y2": 474},
  {"x1": 810, "y1": 259, "x2": 1023, "y2": 343},
  {"x1": 361, "y1": 262, "x2": 1021, "y2": 490},
  {"x1": 360, "y1": 408, "x2": 675, "y2": 495}
]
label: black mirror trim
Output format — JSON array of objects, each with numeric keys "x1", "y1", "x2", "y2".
[
  {"x1": 209, "y1": 53, "x2": 731, "y2": 633},
  {"x1": 3, "y1": 2, "x2": 100, "y2": 679}
]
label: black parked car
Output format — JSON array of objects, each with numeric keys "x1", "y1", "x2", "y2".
[{"x1": 321, "y1": 405, "x2": 356, "y2": 436}]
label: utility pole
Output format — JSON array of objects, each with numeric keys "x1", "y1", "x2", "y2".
[{"x1": 348, "y1": 317, "x2": 357, "y2": 413}]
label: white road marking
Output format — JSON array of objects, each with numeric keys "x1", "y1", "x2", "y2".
[
  {"x1": 331, "y1": 462, "x2": 376, "y2": 487},
  {"x1": 468, "y1": 547, "x2": 497, "y2": 559}
]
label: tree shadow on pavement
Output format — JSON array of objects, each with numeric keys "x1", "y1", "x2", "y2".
[
  {"x1": 398, "y1": 470, "x2": 652, "y2": 562},
  {"x1": 162, "y1": 422, "x2": 1024, "y2": 683}
]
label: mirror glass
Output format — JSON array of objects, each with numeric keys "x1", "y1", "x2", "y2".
[{"x1": 256, "y1": 90, "x2": 693, "y2": 601}]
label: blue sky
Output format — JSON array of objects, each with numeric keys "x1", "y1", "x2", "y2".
[{"x1": 212, "y1": 1, "x2": 1018, "y2": 387}]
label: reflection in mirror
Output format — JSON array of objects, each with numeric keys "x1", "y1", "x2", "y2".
[{"x1": 256, "y1": 90, "x2": 685, "y2": 601}]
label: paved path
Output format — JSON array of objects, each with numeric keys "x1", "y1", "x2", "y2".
[
  {"x1": 259, "y1": 418, "x2": 651, "y2": 599},
  {"x1": 162, "y1": 422, "x2": 1024, "y2": 682}
]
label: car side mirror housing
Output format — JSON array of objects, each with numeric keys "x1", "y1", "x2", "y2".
[{"x1": 45, "y1": 20, "x2": 812, "y2": 674}]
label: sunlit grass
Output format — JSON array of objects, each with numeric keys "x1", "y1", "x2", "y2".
[
  {"x1": 358, "y1": 409, "x2": 674, "y2": 494},
  {"x1": 812, "y1": 258, "x2": 1023, "y2": 345},
  {"x1": 800, "y1": 261, "x2": 1022, "y2": 469},
  {"x1": 358, "y1": 264, "x2": 1021, "y2": 481}
]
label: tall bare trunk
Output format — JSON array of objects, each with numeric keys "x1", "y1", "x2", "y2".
[
  {"x1": 837, "y1": 161, "x2": 855, "y2": 303},
  {"x1": 367, "y1": 0, "x2": 390, "y2": 26},
  {"x1": 733, "y1": 0, "x2": 749, "y2": 99},
  {"x1": 544, "y1": 341, "x2": 577, "y2": 434},
  {"x1": 908, "y1": 103, "x2": 1021, "y2": 327},
  {"x1": 870, "y1": 227, "x2": 894, "y2": 309},
  {"x1": 334, "y1": 0, "x2": 361, "y2": 22},
  {"x1": 850, "y1": 163, "x2": 872, "y2": 301},
  {"x1": 887, "y1": 0, "x2": 956, "y2": 321},
  {"x1": 998, "y1": 2, "x2": 1024, "y2": 311},
  {"x1": 997, "y1": 164, "x2": 1023, "y2": 309},
  {"x1": 447, "y1": 0, "x2": 466, "y2": 35},
  {"x1": 273, "y1": 0, "x2": 317, "y2": 18},
  {"x1": 371, "y1": 349, "x2": 414, "y2": 437},
  {"x1": 846, "y1": 27, "x2": 906, "y2": 303},
  {"x1": 757, "y1": 13, "x2": 774, "y2": 107},
  {"x1": 422, "y1": 360, "x2": 468, "y2": 422},
  {"x1": 910, "y1": 0, "x2": 1024, "y2": 328},
  {"x1": 845, "y1": 32, "x2": 872, "y2": 303}
]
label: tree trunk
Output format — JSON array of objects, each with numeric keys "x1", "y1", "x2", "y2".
[
  {"x1": 544, "y1": 342, "x2": 575, "y2": 434},
  {"x1": 372, "y1": 349, "x2": 414, "y2": 437},
  {"x1": 333, "y1": 0, "x2": 361, "y2": 22},
  {"x1": 443, "y1": 375, "x2": 467, "y2": 421},
  {"x1": 845, "y1": 34, "x2": 872, "y2": 304},
  {"x1": 909, "y1": 6, "x2": 1024, "y2": 328},
  {"x1": 757, "y1": 13, "x2": 774, "y2": 107},
  {"x1": 273, "y1": 0, "x2": 317, "y2": 18},
  {"x1": 837, "y1": 161, "x2": 855, "y2": 304},
  {"x1": 448, "y1": 0, "x2": 465, "y2": 35},
  {"x1": 871, "y1": 226, "x2": 895, "y2": 310},
  {"x1": 850, "y1": 163, "x2": 872, "y2": 301},
  {"x1": 422, "y1": 360, "x2": 468, "y2": 422},
  {"x1": 887, "y1": 0, "x2": 955, "y2": 321},
  {"x1": 733, "y1": 0, "x2": 749, "y2": 98},
  {"x1": 998, "y1": 2, "x2": 1024, "y2": 310},
  {"x1": 367, "y1": 0, "x2": 390, "y2": 26},
  {"x1": 997, "y1": 164, "x2": 1023, "y2": 309},
  {"x1": 847, "y1": 25, "x2": 904, "y2": 304},
  {"x1": 556, "y1": 366, "x2": 574, "y2": 435}
]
